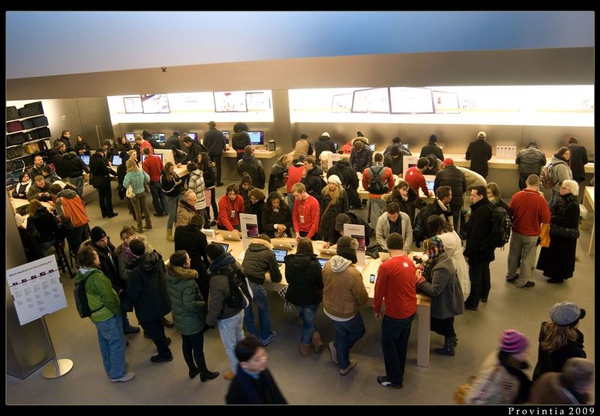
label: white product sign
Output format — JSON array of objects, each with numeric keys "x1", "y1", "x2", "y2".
[
  {"x1": 240, "y1": 213, "x2": 258, "y2": 250},
  {"x1": 7, "y1": 255, "x2": 68, "y2": 326}
]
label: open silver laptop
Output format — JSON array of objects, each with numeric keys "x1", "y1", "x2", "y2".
[
  {"x1": 273, "y1": 249, "x2": 288, "y2": 269},
  {"x1": 271, "y1": 239, "x2": 294, "y2": 250},
  {"x1": 318, "y1": 247, "x2": 337, "y2": 257},
  {"x1": 221, "y1": 230, "x2": 242, "y2": 242}
]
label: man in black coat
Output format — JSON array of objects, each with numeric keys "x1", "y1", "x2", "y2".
[
  {"x1": 89, "y1": 149, "x2": 118, "y2": 218},
  {"x1": 567, "y1": 136, "x2": 589, "y2": 203},
  {"x1": 164, "y1": 130, "x2": 181, "y2": 150},
  {"x1": 174, "y1": 214, "x2": 211, "y2": 301},
  {"x1": 465, "y1": 131, "x2": 493, "y2": 178},
  {"x1": 203, "y1": 121, "x2": 226, "y2": 186},
  {"x1": 226, "y1": 335, "x2": 288, "y2": 404},
  {"x1": 434, "y1": 158, "x2": 466, "y2": 231},
  {"x1": 463, "y1": 185, "x2": 497, "y2": 311}
]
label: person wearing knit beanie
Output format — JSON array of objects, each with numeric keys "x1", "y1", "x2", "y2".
[
  {"x1": 499, "y1": 329, "x2": 529, "y2": 354},
  {"x1": 549, "y1": 301, "x2": 586, "y2": 327},
  {"x1": 429, "y1": 134, "x2": 438, "y2": 143},
  {"x1": 336, "y1": 236, "x2": 358, "y2": 263},
  {"x1": 90, "y1": 226, "x2": 108, "y2": 243},
  {"x1": 327, "y1": 174, "x2": 342, "y2": 185}
]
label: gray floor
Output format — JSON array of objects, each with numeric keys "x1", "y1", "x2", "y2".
[{"x1": 6, "y1": 182, "x2": 595, "y2": 405}]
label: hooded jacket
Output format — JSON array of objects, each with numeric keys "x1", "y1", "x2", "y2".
[
  {"x1": 237, "y1": 154, "x2": 265, "y2": 189},
  {"x1": 241, "y1": 238, "x2": 282, "y2": 285},
  {"x1": 75, "y1": 267, "x2": 121, "y2": 323},
  {"x1": 166, "y1": 264, "x2": 206, "y2": 335},
  {"x1": 205, "y1": 252, "x2": 244, "y2": 326},
  {"x1": 54, "y1": 188, "x2": 89, "y2": 228},
  {"x1": 321, "y1": 256, "x2": 368, "y2": 319},
  {"x1": 314, "y1": 135, "x2": 336, "y2": 162},
  {"x1": 127, "y1": 250, "x2": 171, "y2": 322},
  {"x1": 548, "y1": 155, "x2": 573, "y2": 192},
  {"x1": 284, "y1": 252, "x2": 323, "y2": 306}
]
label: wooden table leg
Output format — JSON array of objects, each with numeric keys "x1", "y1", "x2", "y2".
[{"x1": 416, "y1": 303, "x2": 431, "y2": 367}]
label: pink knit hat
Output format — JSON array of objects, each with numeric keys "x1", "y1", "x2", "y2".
[{"x1": 499, "y1": 329, "x2": 529, "y2": 354}]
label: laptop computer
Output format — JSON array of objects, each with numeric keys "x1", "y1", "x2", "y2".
[
  {"x1": 317, "y1": 258, "x2": 328, "y2": 268},
  {"x1": 272, "y1": 240, "x2": 294, "y2": 250},
  {"x1": 318, "y1": 247, "x2": 337, "y2": 257},
  {"x1": 214, "y1": 242, "x2": 229, "y2": 252},
  {"x1": 221, "y1": 230, "x2": 242, "y2": 242},
  {"x1": 273, "y1": 248, "x2": 288, "y2": 264},
  {"x1": 80, "y1": 154, "x2": 90, "y2": 165}
]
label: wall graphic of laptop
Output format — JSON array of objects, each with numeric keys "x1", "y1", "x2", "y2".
[
  {"x1": 221, "y1": 230, "x2": 242, "y2": 241},
  {"x1": 273, "y1": 249, "x2": 288, "y2": 264},
  {"x1": 351, "y1": 235, "x2": 366, "y2": 251},
  {"x1": 246, "y1": 223, "x2": 259, "y2": 238}
]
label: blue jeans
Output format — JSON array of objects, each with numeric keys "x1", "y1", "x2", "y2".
[
  {"x1": 68, "y1": 176, "x2": 84, "y2": 200},
  {"x1": 149, "y1": 181, "x2": 168, "y2": 215},
  {"x1": 93, "y1": 314, "x2": 127, "y2": 380},
  {"x1": 296, "y1": 304, "x2": 319, "y2": 344},
  {"x1": 507, "y1": 232, "x2": 539, "y2": 287},
  {"x1": 330, "y1": 311, "x2": 366, "y2": 369},
  {"x1": 166, "y1": 194, "x2": 181, "y2": 230},
  {"x1": 217, "y1": 310, "x2": 245, "y2": 373},
  {"x1": 244, "y1": 282, "x2": 272, "y2": 341},
  {"x1": 381, "y1": 313, "x2": 415, "y2": 386},
  {"x1": 465, "y1": 261, "x2": 491, "y2": 307}
]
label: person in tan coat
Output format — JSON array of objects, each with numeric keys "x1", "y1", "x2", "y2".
[{"x1": 321, "y1": 236, "x2": 369, "y2": 376}]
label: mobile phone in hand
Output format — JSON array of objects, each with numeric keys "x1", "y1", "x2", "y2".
[{"x1": 370, "y1": 274, "x2": 376, "y2": 284}]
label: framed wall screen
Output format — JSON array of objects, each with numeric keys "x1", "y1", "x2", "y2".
[
  {"x1": 432, "y1": 91, "x2": 461, "y2": 114},
  {"x1": 141, "y1": 94, "x2": 170, "y2": 114},
  {"x1": 331, "y1": 93, "x2": 353, "y2": 112},
  {"x1": 214, "y1": 91, "x2": 248, "y2": 112},
  {"x1": 351, "y1": 88, "x2": 390, "y2": 113},
  {"x1": 389, "y1": 87, "x2": 435, "y2": 114},
  {"x1": 123, "y1": 95, "x2": 143, "y2": 113}
]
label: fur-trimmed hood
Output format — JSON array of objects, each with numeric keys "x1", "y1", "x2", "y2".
[
  {"x1": 166, "y1": 264, "x2": 198, "y2": 281},
  {"x1": 248, "y1": 238, "x2": 272, "y2": 250}
]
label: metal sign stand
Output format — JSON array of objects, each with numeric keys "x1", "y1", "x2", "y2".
[{"x1": 40, "y1": 315, "x2": 73, "y2": 379}]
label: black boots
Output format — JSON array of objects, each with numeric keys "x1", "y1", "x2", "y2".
[
  {"x1": 200, "y1": 371, "x2": 219, "y2": 382},
  {"x1": 184, "y1": 351, "x2": 218, "y2": 382},
  {"x1": 434, "y1": 336, "x2": 457, "y2": 356}
]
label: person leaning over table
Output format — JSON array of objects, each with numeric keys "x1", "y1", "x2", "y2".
[
  {"x1": 322, "y1": 236, "x2": 368, "y2": 376},
  {"x1": 323, "y1": 211, "x2": 370, "y2": 249},
  {"x1": 373, "y1": 232, "x2": 416, "y2": 390},
  {"x1": 262, "y1": 191, "x2": 293, "y2": 239},
  {"x1": 375, "y1": 202, "x2": 413, "y2": 252}
]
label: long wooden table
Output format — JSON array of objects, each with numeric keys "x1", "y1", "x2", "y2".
[{"x1": 214, "y1": 234, "x2": 432, "y2": 367}]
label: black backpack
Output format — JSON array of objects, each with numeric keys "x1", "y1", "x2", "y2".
[
  {"x1": 224, "y1": 266, "x2": 252, "y2": 310},
  {"x1": 489, "y1": 206, "x2": 512, "y2": 249},
  {"x1": 368, "y1": 166, "x2": 387, "y2": 194},
  {"x1": 74, "y1": 270, "x2": 105, "y2": 318}
]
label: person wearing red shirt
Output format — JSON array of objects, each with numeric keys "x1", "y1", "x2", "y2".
[
  {"x1": 507, "y1": 174, "x2": 551, "y2": 287},
  {"x1": 373, "y1": 232, "x2": 416, "y2": 389},
  {"x1": 141, "y1": 147, "x2": 168, "y2": 216},
  {"x1": 404, "y1": 157, "x2": 430, "y2": 199},
  {"x1": 134, "y1": 133, "x2": 154, "y2": 158},
  {"x1": 291, "y1": 182, "x2": 320, "y2": 240},
  {"x1": 286, "y1": 155, "x2": 306, "y2": 207},
  {"x1": 217, "y1": 184, "x2": 245, "y2": 232}
]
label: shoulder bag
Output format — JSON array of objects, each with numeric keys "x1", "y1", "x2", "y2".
[{"x1": 549, "y1": 224, "x2": 579, "y2": 240}]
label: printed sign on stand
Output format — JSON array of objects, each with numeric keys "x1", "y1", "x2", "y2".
[
  {"x1": 344, "y1": 223, "x2": 366, "y2": 266},
  {"x1": 240, "y1": 213, "x2": 258, "y2": 250},
  {"x1": 6, "y1": 255, "x2": 67, "y2": 326}
]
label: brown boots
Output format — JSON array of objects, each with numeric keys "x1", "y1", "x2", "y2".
[
  {"x1": 166, "y1": 228, "x2": 174, "y2": 242},
  {"x1": 312, "y1": 331, "x2": 324, "y2": 353},
  {"x1": 300, "y1": 343, "x2": 312, "y2": 356}
]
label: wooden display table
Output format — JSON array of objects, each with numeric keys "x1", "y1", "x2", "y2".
[{"x1": 214, "y1": 235, "x2": 432, "y2": 367}]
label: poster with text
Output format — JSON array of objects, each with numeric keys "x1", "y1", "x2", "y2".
[
  {"x1": 240, "y1": 213, "x2": 258, "y2": 250},
  {"x1": 344, "y1": 223, "x2": 366, "y2": 266},
  {"x1": 7, "y1": 255, "x2": 67, "y2": 326}
]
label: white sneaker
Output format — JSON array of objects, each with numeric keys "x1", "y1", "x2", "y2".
[
  {"x1": 328, "y1": 342, "x2": 338, "y2": 365},
  {"x1": 110, "y1": 371, "x2": 136, "y2": 383},
  {"x1": 261, "y1": 331, "x2": 278, "y2": 346},
  {"x1": 339, "y1": 359, "x2": 357, "y2": 376}
]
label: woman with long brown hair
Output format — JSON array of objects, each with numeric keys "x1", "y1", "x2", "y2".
[{"x1": 319, "y1": 175, "x2": 349, "y2": 244}]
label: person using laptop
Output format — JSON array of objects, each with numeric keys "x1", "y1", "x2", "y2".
[
  {"x1": 217, "y1": 183, "x2": 245, "y2": 232},
  {"x1": 284, "y1": 237, "x2": 325, "y2": 356},
  {"x1": 241, "y1": 234, "x2": 282, "y2": 347},
  {"x1": 375, "y1": 202, "x2": 413, "y2": 252}
]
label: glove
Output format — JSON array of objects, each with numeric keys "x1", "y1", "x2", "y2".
[{"x1": 202, "y1": 324, "x2": 215, "y2": 333}]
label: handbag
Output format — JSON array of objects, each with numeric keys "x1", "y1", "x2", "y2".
[
  {"x1": 549, "y1": 224, "x2": 579, "y2": 240},
  {"x1": 539, "y1": 223, "x2": 551, "y2": 248},
  {"x1": 278, "y1": 285, "x2": 293, "y2": 313},
  {"x1": 126, "y1": 184, "x2": 136, "y2": 199}
]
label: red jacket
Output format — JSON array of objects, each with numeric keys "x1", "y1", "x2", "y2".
[
  {"x1": 287, "y1": 164, "x2": 305, "y2": 192},
  {"x1": 404, "y1": 166, "x2": 428, "y2": 197}
]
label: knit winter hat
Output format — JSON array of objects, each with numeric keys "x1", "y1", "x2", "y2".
[
  {"x1": 142, "y1": 130, "x2": 151, "y2": 139},
  {"x1": 321, "y1": 132, "x2": 330, "y2": 138},
  {"x1": 429, "y1": 134, "x2": 438, "y2": 143},
  {"x1": 499, "y1": 329, "x2": 529, "y2": 354},
  {"x1": 549, "y1": 301, "x2": 586, "y2": 326},
  {"x1": 336, "y1": 236, "x2": 358, "y2": 262},
  {"x1": 327, "y1": 174, "x2": 342, "y2": 185},
  {"x1": 90, "y1": 226, "x2": 107, "y2": 243},
  {"x1": 477, "y1": 131, "x2": 487, "y2": 139},
  {"x1": 335, "y1": 214, "x2": 351, "y2": 232}
]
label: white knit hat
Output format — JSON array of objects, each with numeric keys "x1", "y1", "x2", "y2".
[{"x1": 327, "y1": 174, "x2": 342, "y2": 185}]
